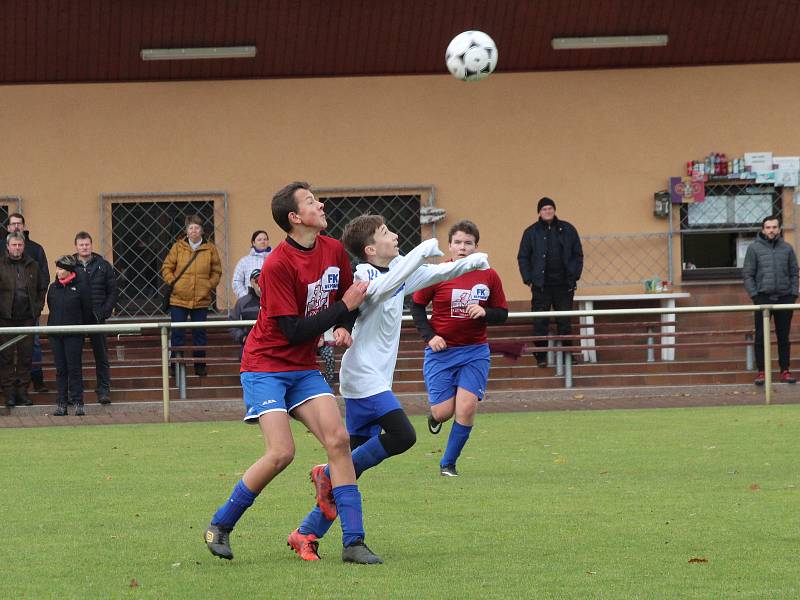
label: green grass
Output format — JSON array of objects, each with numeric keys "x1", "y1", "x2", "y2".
[{"x1": 3, "y1": 405, "x2": 799, "y2": 599}]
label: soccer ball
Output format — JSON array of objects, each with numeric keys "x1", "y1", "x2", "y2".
[{"x1": 445, "y1": 30, "x2": 498, "y2": 82}]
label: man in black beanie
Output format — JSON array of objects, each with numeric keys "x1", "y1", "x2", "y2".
[{"x1": 517, "y1": 197, "x2": 583, "y2": 367}]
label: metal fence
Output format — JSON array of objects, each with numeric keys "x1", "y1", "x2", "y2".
[
  {"x1": 581, "y1": 232, "x2": 671, "y2": 286},
  {"x1": 2, "y1": 303, "x2": 792, "y2": 423},
  {"x1": 99, "y1": 191, "x2": 230, "y2": 318}
]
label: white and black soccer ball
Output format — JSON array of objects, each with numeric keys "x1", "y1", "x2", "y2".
[{"x1": 445, "y1": 30, "x2": 498, "y2": 82}]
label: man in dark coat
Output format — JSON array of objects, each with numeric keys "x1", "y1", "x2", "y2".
[
  {"x1": 0, "y1": 232, "x2": 47, "y2": 407},
  {"x1": 1, "y1": 213, "x2": 49, "y2": 392},
  {"x1": 743, "y1": 215, "x2": 799, "y2": 385},
  {"x1": 73, "y1": 231, "x2": 118, "y2": 404},
  {"x1": 517, "y1": 197, "x2": 583, "y2": 367}
]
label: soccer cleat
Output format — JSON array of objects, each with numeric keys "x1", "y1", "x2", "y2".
[
  {"x1": 53, "y1": 405, "x2": 67, "y2": 417},
  {"x1": 440, "y1": 464, "x2": 459, "y2": 477},
  {"x1": 287, "y1": 528, "x2": 321, "y2": 561},
  {"x1": 754, "y1": 371, "x2": 765, "y2": 386},
  {"x1": 427, "y1": 413, "x2": 442, "y2": 435},
  {"x1": 781, "y1": 370, "x2": 796, "y2": 384},
  {"x1": 204, "y1": 524, "x2": 233, "y2": 560},
  {"x1": 74, "y1": 405, "x2": 85, "y2": 416},
  {"x1": 341, "y1": 540, "x2": 383, "y2": 564},
  {"x1": 98, "y1": 394, "x2": 111, "y2": 405},
  {"x1": 310, "y1": 464, "x2": 337, "y2": 521}
]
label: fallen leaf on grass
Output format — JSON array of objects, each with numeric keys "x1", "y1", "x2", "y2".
[
  {"x1": 105, "y1": 475, "x2": 113, "y2": 480},
  {"x1": 554, "y1": 456, "x2": 566, "y2": 465},
  {"x1": 688, "y1": 557, "x2": 708, "y2": 564},
  {"x1": 585, "y1": 571, "x2": 597, "y2": 575},
  {"x1": 172, "y1": 562, "x2": 181, "y2": 568},
  {"x1": 749, "y1": 483, "x2": 761, "y2": 491},
  {"x1": 599, "y1": 470, "x2": 609, "y2": 475},
  {"x1": 130, "y1": 578, "x2": 139, "y2": 588}
]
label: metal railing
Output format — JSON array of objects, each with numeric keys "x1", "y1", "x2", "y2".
[{"x1": 1, "y1": 303, "x2": 796, "y2": 422}]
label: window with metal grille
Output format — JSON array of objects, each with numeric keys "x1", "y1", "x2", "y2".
[
  {"x1": 100, "y1": 192, "x2": 229, "y2": 317},
  {"x1": 679, "y1": 183, "x2": 782, "y2": 280},
  {"x1": 315, "y1": 190, "x2": 424, "y2": 260}
]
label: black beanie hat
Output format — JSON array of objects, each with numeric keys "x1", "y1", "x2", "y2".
[{"x1": 537, "y1": 197, "x2": 556, "y2": 212}]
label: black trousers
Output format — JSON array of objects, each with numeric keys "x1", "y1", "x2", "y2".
[
  {"x1": 532, "y1": 284, "x2": 575, "y2": 361},
  {"x1": 753, "y1": 294, "x2": 795, "y2": 372},
  {"x1": 87, "y1": 331, "x2": 111, "y2": 394},
  {"x1": 50, "y1": 335, "x2": 85, "y2": 406},
  {"x1": 0, "y1": 317, "x2": 34, "y2": 391}
]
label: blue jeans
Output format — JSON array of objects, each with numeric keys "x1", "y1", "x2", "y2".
[{"x1": 169, "y1": 306, "x2": 208, "y2": 361}]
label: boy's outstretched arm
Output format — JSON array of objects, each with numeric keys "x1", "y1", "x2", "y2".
[
  {"x1": 404, "y1": 252, "x2": 490, "y2": 296},
  {"x1": 360, "y1": 238, "x2": 444, "y2": 305}
]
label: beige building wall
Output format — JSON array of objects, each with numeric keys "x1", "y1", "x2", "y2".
[{"x1": 1, "y1": 62, "x2": 799, "y2": 306}]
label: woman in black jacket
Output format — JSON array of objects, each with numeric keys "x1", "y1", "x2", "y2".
[{"x1": 47, "y1": 255, "x2": 93, "y2": 416}]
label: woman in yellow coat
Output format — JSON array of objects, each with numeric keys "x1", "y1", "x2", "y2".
[{"x1": 161, "y1": 215, "x2": 222, "y2": 377}]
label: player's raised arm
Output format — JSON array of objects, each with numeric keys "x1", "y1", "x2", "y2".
[
  {"x1": 362, "y1": 238, "x2": 443, "y2": 304},
  {"x1": 404, "y1": 251, "x2": 489, "y2": 296}
]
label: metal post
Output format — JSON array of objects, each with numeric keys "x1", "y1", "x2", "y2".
[
  {"x1": 646, "y1": 327, "x2": 655, "y2": 363},
  {"x1": 762, "y1": 308, "x2": 771, "y2": 405},
  {"x1": 555, "y1": 341, "x2": 563, "y2": 376},
  {"x1": 160, "y1": 324, "x2": 170, "y2": 422},
  {"x1": 745, "y1": 334, "x2": 754, "y2": 371},
  {"x1": 564, "y1": 351, "x2": 573, "y2": 388}
]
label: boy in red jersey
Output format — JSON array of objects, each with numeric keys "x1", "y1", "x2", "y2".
[
  {"x1": 204, "y1": 182, "x2": 382, "y2": 564},
  {"x1": 410, "y1": 220, "x2": 508, "y2": 477}
]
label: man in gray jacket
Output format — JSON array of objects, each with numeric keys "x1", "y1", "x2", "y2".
[{"x1": 743, "y1": 215, "x2": 799, "y2": 385}]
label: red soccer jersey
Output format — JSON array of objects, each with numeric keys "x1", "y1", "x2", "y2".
[
  {"x1": 241, "y1": 235, "x2": 353, "y2": 372},
  {"x1": 412, "y1": 266, "x2": 507, "y2": 347}
]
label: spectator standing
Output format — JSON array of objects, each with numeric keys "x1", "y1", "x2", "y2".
[
  {"x1": 0, "y1": 232, "x2": 47, "y2": 407},
  {"x1": 161, "y1": 215, "x2": 222, "y2": 377},
  {"x1": 229, "y1": 269, "x2": 262, "y2": 360},
  {"x1": 232, "y1": 230, "x2": 271, "y2": 299},
  {"x1": 47, "y1": 256, "x2": 93, "y2": 416},
  {"x1": 73, "y1": 231, "x2": 118, "y2": 404},
  {"x1": 516, "y1": 197, "x2": 583, "y2": 367},
  {"x1": 2, "y1": 213, "x2": 50, "y2": 392},
  {"x1": 743, "y1": 215, "x2": 799, "y2": 385}
]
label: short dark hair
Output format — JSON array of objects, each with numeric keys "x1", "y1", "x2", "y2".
[
  {"x1": 250, "y1": 229, "x2": 269, "y2": 244},
  {"x1": 341, "y1": 214, "x2": 385, "y2": 261},
  {"x1": 448, "y1": 219, "x2": 480, "y2": 244},
  {"x1": 272, "y1": 181, "x2": 311, "y2": 233},
  {"x1": 74, "y1": 231, "x2": 93, "y2": 244},
  {"x1": 762, "y1": 215, "x2": 781, "y2": 227},
  {"x1": 7, "y1": 212, "x2": 24, "y2": 225},
  {"x1": 185, "y1": 214, "x2": 203, "y2": 229}
]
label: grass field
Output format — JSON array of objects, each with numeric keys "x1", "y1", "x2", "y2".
[{"x1": 3, "y1": 405, "x2": 799, "y2": 599}]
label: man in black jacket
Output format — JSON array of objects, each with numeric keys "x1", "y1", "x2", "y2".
[
  {"x1": 2, "y1": 213, "x2": 50, "y2": 392},
  {"x1": 516, "y1": 197, "x2": 584, "y2": 367},
  {"x1": 0, "y1": 232, "x2": 47, "y2": 407},
  {"x1": 73, "y1": 231, "x2": 118, "y2": 404},
  {"x1": 742, "y1": 215, "x2": 799, "y2": 385}
]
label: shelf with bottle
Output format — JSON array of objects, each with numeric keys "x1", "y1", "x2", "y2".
[{"x1": 686, "y1": 152, "x2": 752, "y2": 180}]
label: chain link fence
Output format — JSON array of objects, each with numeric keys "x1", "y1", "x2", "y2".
[
  {"x1": 99, "y1": 192, "x2": 229, "y2": 318},
  {"x1": 581, "y1": 233, "x2": 670, "y2": 287}
]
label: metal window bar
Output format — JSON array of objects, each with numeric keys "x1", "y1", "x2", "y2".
[{"x1": 99, "y1": 191, "x2": 229, "y2": 318}]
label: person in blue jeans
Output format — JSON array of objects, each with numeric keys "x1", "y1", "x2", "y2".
[{"x1": 160, "y1": 215, "x2": 222, "y2": 377}]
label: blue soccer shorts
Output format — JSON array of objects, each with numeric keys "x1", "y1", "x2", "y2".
[
  {"x1": 422, "y1": 343, "x2": 491, "y2": 406},
  {"x1": 240, "y1": 370, "x2": 333, "y2": 423},
  {"x1": 344, "y1": 390, "x2": 403, "y2": 438}
]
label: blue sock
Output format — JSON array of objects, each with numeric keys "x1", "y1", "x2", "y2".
[
  {"x1": 351, "y1": 436, "x2": 390, "y2": 478},
  {"x1": 440, "y1": 421, "x2": 473, "y2": 468},
  {"x1": 299, "y1": 506, "x2": 336, "y2": 538},
  {"x1": 333, "y1": 484, "x2": 364, "y2": 547},
  {"x1": 211, "y1": 479, "x2": 257, "y2": 529}
]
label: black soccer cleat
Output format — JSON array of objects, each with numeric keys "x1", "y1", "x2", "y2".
[
  {"x1": 342, "y1": 540, "x2": 383, "y2": 564},
  {"x1": 440, "y1": 464, "x2": 459, "y2": 477},
  {"x1": 205, "y1": 524, "x2": 233, "y2": 560},
  {"x1": 427, "y1": 413, "x2": 442, "y2": 435}
]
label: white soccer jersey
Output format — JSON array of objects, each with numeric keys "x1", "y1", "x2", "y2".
[{"x1": 338, "y1": 238, "x2": 489, "y2": 399}]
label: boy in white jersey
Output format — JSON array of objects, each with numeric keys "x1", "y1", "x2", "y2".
[{"x1": 288, "y1": 215, "x2": 489, "y2": 558}]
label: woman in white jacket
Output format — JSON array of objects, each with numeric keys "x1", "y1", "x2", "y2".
[{"x1": 231, "y1": 230, "x2": 271, "y2": 299}]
